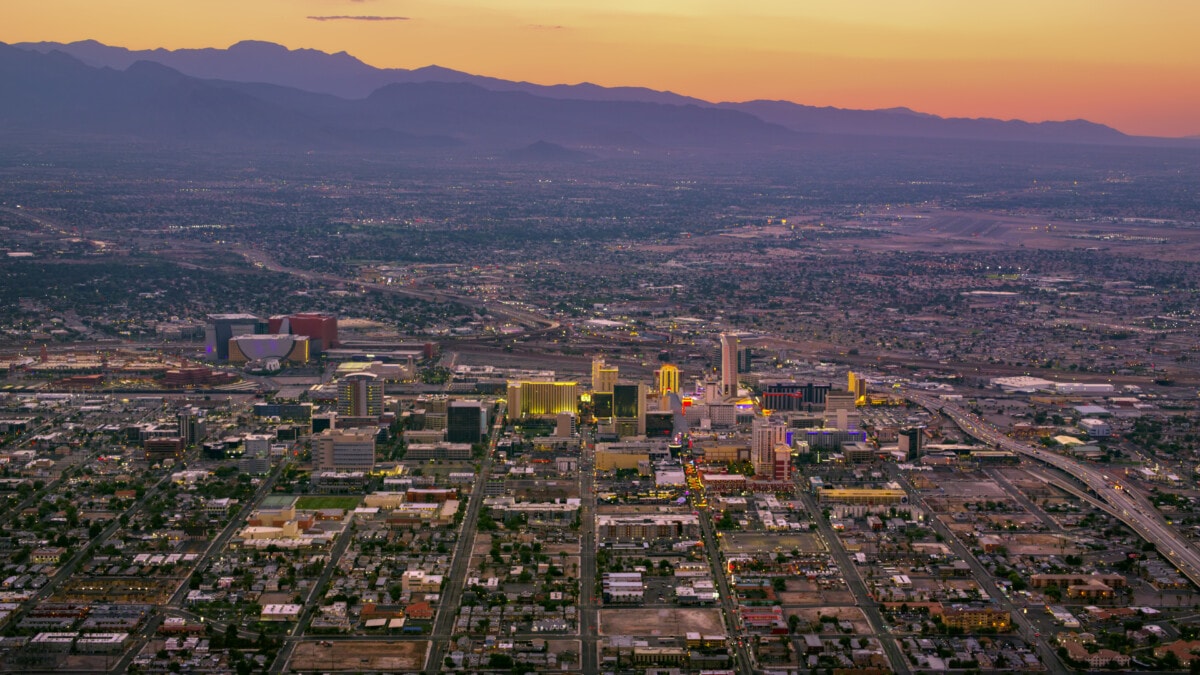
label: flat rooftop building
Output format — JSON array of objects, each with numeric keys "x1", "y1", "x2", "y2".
[{"x1": 817, "y1": 488, "x2": 908, "y2": 505}]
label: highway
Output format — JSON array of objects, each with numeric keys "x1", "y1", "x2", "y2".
[{"x1": 904, "y1": 389, "x2": 1200, "y2": 590}]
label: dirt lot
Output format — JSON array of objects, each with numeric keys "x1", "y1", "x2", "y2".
[
  {"x1": 721, "y1": 532, "x2": 825, "y2": 554},
  {"x1": 933, "y1": 479, "x2": 1008, "y2": 499},
  {"x1": 547, "y1": 639, "x2": 582, "y2": 661},
  {"x1": 776, "y1": 577, "x2": 856, "y2": 607},
  {"x1": 472, "y1": 533, "x2": 494, "y2": 556},
  {"x1": 543, "y1": 542, "x2": 581, "y2": 555},
  {"x1": 910, "y1": 542, "x2": 953, "y2": 557},
  {"x1": 287, "y1": 640, "x2": 428, "y2": 672},
  {"x1": 1005, "y1": 533, "x2": 1081, "y2": 555},
  {"x1": 982, "y1": 513, "x2": 1042, "y2": 528},
  {"x1": 783, "y1": 606, "x2": 872, "y2": 634},
  {"x1": 599, "y1": 608, "x2": 724, "y2": 636}
]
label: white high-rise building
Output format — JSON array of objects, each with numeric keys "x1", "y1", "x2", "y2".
[{"x1": 720, "y1": 333, "x2": 738, "y2": 398}]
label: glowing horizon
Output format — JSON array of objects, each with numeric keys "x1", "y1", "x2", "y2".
[{"x1": 2, "y1": 0, "x2": 1198, "y2": 137}]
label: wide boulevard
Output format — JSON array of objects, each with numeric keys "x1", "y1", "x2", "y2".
[{"x1": 904, "y1": 389, "x2": 1200, "y2": 589}]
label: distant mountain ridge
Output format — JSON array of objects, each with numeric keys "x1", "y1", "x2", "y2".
[
  {"x1": 13, "y1": 39, "x2": 710, "y2": 106},
  {"x1": 0, "y1": 42, "x2": 791, "y2": 152},
  {"x1": 718, "y1": 100, "x2": 1127, "y2": 144},
  {"x1": 3, "y1": 40, "x2": 1195, "y2": 151}
]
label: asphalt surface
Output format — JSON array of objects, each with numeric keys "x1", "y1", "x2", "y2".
[
  {"x1": 271, "y1": 510, "x2": 358, "y2": 674},
  {"x1": 694, "y1": 505, "x2": 756, "y2": 675},
  {"x1": 797, "y1": 488, "x2": 911, "y2": 675},
  {"x1": 423, "y1": 403, "x2": 503, "y2": 673},
  {"x1": 578, "y1": 439, "x2": 599, "y2": 673},
  {"x1": 905, "y1": 389, "x2": 1200, "y2": 590},
  {"x1": 888, "y1": 468, "x2": 1067, "y2": 675}
]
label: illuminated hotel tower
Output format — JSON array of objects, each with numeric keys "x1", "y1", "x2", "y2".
[
  {"x1": 506, "y1": 381, "x2": 579, "y2": 418},
  {"x1": 337, "y1": 372, "x2": 383, "y2": 418},
  {"x1": 720, "y1": 333, "x2": 738, "y2": 398},
  {"x1": 657, "y1": 364, "x2": 680, "y2": 394},
  {"x1": 848, "y1": 370, "x2": 867, "y2": 404}
]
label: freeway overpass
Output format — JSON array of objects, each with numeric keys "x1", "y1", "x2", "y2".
[{"x1": 904, "y1": 389, "x2": 1200, "y2": 590}]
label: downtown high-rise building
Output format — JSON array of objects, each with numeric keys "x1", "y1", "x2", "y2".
[
  {"x1": 507, "y1": 381, "x2": 579, "y2": 419},
  {"x1": 315, "y1": 427, "x2": 377, "y2": 472},
  {"x1": 177, "y1": 407, "x2": 207, "y2": 446},
  {"x1": 720, "y1": 333, "x2": 738, "y2": 398},
  {"x1": 337, "y1": 372, "x2": 384, "y2": 419},
  {"x1": 656, "y1": 364, "x2": 680, "y2": 394},
  {"x1": 447, "y1": 400, "x2": 487, "y2": 444},
  {"x1": 751, "y1": 416, "x2": 789, "y2": 477},
  {"x1": 592, "y1": 357, "x2": 619, "y2": 393},
  {"x1": 612, "y1": 382, "x2": 647, "y2": 437}
]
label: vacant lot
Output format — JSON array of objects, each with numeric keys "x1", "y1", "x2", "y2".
[
  {"x1": 722, "y1": 532, "x2": 824, "y2": 554},
  {"x1": 599, "y1": 608, "x2": 723, "y2": 636},
  {"x1": 288, "y1": 640, "x2": 428, "y2": 672},
  {"x1": 783, "y1": 606, "x2": 872, "y2": 634},
  {"x1": 1006, "y1": 533, "x2": 1081, "y2": 555}
]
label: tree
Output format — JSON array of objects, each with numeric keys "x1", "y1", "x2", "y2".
[{"x1": 487, "y1": 654, "x2": 513, "y2": 668}]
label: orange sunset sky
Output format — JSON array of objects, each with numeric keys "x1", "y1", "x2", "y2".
[{"x1": 2, "y1": 0, "x2": 1198, "y2": 137}]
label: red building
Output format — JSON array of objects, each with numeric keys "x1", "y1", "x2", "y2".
[
  {"x1": 405, "y1": 488, "x2": 458, "y2": 504},
  {"x1": 270, "y1": 313, "x2": 338, "y2": 352},
  {"x1": 405, "y1": 601, "x2": 434, "y2": 620}
]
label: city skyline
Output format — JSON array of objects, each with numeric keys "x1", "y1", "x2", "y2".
[{"x1": 2, "y1": 0, "x2": 1198, "y2": 137}]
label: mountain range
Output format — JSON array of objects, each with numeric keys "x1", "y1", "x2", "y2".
[{"x1": 2, "y1": 39, "x2": 1193, "y2": 154}]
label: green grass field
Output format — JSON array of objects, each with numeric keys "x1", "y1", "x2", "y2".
[{"x1": 295, "y1": 495, "x2": 362, "y2": 510}]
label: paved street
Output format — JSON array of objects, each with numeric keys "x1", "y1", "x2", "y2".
[
  {"x1": 888, "y1": 468, "x2": 1067, "y2": 675},
  {"x1": 423, "y1": 403, "x2": 503, "y2": 673},
  {"x1": 906, "y1": 390, "x2": 1200, "y2": 589},
  {"x1": 694, "y1": 504, "x2": 755, "y2": 675},
  {"x1": 578, "y1": 437, "x2": 599, "y2": 673},
  {"x1": 271, "y1": 514, "x2": 358, "y2": 674},
  {"x1": 797, "y1": 489, "x2": 911, "y2": 675}
]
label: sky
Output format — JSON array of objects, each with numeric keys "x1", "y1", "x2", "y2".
[{"x1": 2, "y1": 0, "x2": 1198, "y2": 137}]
